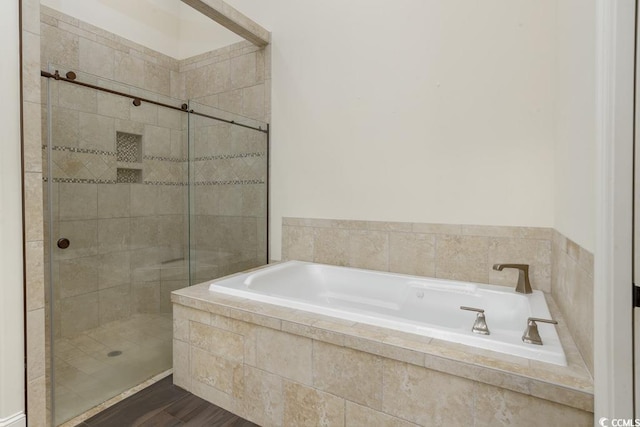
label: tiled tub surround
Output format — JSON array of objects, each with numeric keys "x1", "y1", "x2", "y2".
[
  {"x1": 282, "y1": 217, "x2": 594, "y2": 375},
  {"x1": 172, "y1": 274, "x2": 593, "y2": 426}
]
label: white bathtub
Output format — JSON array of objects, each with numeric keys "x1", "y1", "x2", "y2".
[{"x1": 208, "y1": 261, "x2": 566, "y2": 366}]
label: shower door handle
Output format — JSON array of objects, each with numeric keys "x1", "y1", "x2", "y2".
[{"x1": 57, "y1": 238, "x2": 70, "y2": 249}]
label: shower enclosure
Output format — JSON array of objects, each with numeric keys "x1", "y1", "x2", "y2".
[{"x1": 43, "y1": 68, "x2": 268, "y2": 425}]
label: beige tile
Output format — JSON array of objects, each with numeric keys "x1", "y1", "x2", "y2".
[
  {"x1": 313, "y1": 341, "x2": 383, "y2": 409},
  {"x1": 242, "y1": 84, "x2": 265, "y2": 121},
  {"x1": 114, "y1": 51, "x2": 145, "y2": 88},
  {"x1": 27, "y1": 308, "x2": 46, "y2": 381},
  {"x1": 130, "y1": 184, "x2": 159, "y2": 217},
  {"x1": 218, "y1": 89, "x2": 243, "y2": 114},
  {"x1": 345, "y1": 401, "x2": 418, "y2": 427},
  {"x1": 190, "y1": 378, "x2": 238, "y2": 416},
  {"x1": 79, "y1": 38, "x2": 114, "y2": 79},
  {"x1": 435, "y1": 235, "x2": 489, "y2": 283},
  {"x1": 131, "y1": 282, "x2": 160, "y2": 314},
  {"x1": 190, "y1": 321, "x2": 244, "y2": 363},
  {"x1": 412, "y1": 223, "x2": 462, "y2": 235},
  {"x1": 281, "y1": 226, "x2": 314, "y2": 261},
  {"x1": 566, "y1": 238, "x2": 580, "y2": 261},
  {"x1": 98, "y1": 285, "x2": 130, "y2": 324},
  {"x1": 50, "y1": 107, "x2": 80, "y2": 149},
  {"x1": 23, "y1": 0, "x2": 40, "y2": 34},
  {"x1": 488, "y1": 237, "x2": 551, "y2": 292},
  {"x1": 389, "y1": 232, "x2": 435, "y2": 276},
  {"x1": 97, "y1": 91, "x2": 130, "y2": 121},
  {"x1": 283, "y1": 381, "x2": 345, "y2": 427},
  {"x1": 22, "y1": 31, "x2": 41, "y2": 104},
  {"x1": 26, "y1": 240, "x2": 45, "y2": 311},
  {"x1": 130, "y1": 102, "x2": 157, "y2": 125},
  {"x1": 79, "y1": 112, "x2": 115, "y2": 152},
  {"x1": 57, "y1": 219, "x2": 98, "y2": 260},
  {"x1": 174, "y1": 305, "x2": 210, "y2": 343},
  {"x1": 144, "y1": 62, "x2": 171, "y2": 96},
  {"x1": 58, "y1": 256, "x2": 99, "y2": 298},
  {"x1": 58, "y1": 83, "x2": 97, "y2": 114},
  {"x1": 97, "y1": 184, "x2": 130, "y2": 219},
  {"x1": 59, "y1": 183, "x2": 97, "y2": 220},
  {"x1": 474, "y1": 383, "x2": 592, "y2": 426},
  {"x1": 256, "y1": 328, "x2": 312, "y2": 385},
  {"x1": 230, "y1": 53, "x2": 257, "y2": 89},
  {"x1": 27, "y1": 375, "x2": 47, "y2": 427},
  {"x1": 97, "y1": 218, "x2": 130, "y2": 254},
  {"x1": 173, "y1": 339, "x2": 190, "y2": 390},
  {"x1": 144, "y1": 125, "x2": 172, "y2": 157},
  {"x1": 60, "y1": 292, "x2": 99, "y2": 336},
  {"x1": 242, "y1": 366, "x2": 283, "y2": 427},
  {"x1": 23, "y1": 101, "x2": 42, "y2": 173},
  {"x1": 281, "y1": 321, "x2": 345, "y2": 347},
  {"x1": 382, "y1": 360, "x2": 474, "y2": 426},
  {"x1": 191, "y1": 347, "x2": 243, "y2": 397},
  {"x1": 313, "y1": 227, "x2": 350, "y2": 266},
  {"x1": 349, "y1": 230, "x2": 389, "y2": 271},
  {"x1": 24, "y1": 172, "x2": 44, "y2": 242},
  {"x1": 160, "y1": 281, "x2": 188, "y2": 313}
]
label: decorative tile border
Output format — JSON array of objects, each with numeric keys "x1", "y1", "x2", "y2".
[
  {"x1": 195, "y1": 179, "x2": 265, "y2": 186},
  {"x1": 43, "y1": 177, "x2": 265, "y2": 186},
  {"x1": 144, "y1": 181, "x2": 187, "y2": 186},
  {"x1": 143, "y1": 155, "x2": 187, "y2": 162},
  {"x1": 193, "y1": 152, "x2": 265, "y2": 161},
  {"x1": 43, "y1": 177, "x2": 117, "y2": 184},
  {"x1": 44, "y1": 145, "x2": 116, "y2": 156}
]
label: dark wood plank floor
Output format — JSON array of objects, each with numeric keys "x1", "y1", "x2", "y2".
[{"x1": 77, "y1": 375, "x2": 258, "y2": 427}]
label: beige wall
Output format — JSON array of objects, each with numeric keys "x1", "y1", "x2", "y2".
[
  {"x1": 222, "y1": 0, "x2": 558, "y2": 260},
  {"x1": 553, "y1": 0, "x2": 597, "y2": 252}
]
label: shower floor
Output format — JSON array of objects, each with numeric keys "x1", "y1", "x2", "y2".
[{"x1": 52, "y1": 313, "x2": 173, "y2": 425}]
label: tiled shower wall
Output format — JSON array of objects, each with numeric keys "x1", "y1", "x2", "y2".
[
  {"x1": 282, "y1": 217, "x2": 594, "y2": 373},
  {"x1": 40, "y1": 6, "x2": 270, "y2": 336},
  {"x1": 183, "y1": 40, "x2": 271, "y2": 279}
]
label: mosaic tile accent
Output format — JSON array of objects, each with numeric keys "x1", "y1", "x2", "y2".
[
  {"x1": 144, "y1": 181, "x2": 187, "y2": 186},
  {"x1": 43, "y1": 177, "x2": 118, "y2": 184},
  {"x1": 194, "y1": 179, "x2": 265, "y2": 186},
  {"x1": 116, "y1": 168, "x2": 142, "y2": 183},
  {"x1": 116, "y1": 133, "x2": 142, "y2": 163},
  {"x1": 44, "y1": 145, "x2": 116, "y2": 157},
  {"x1": 143, "y1": 155, "x2": 186, "y2": 163},
  {"x1": 193, "y1": 152, "x2": 266, "y2": 162}
]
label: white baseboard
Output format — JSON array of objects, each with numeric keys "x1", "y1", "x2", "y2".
[{"x1": 0, "y1": 413, "x2": 26, "y2": 427}]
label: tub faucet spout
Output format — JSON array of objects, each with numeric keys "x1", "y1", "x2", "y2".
[{"x1": 492, "y1": 263, "x2": 532, "y2": 294}]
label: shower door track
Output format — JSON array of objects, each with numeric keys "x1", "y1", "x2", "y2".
[{"x1": 40, "y1": 69, "x2": 269, "y2": 133}]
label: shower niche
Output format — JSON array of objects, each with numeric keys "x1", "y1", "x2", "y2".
[{"x1": 116, "y1": 132, "x2": 143, "y2": 183}]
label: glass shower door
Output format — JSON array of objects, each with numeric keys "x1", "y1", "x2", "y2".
[
  {"x1": 188, "y1": 101, "x2": 268, "y2": 285},
  {"x1": 45, "y1": 68, "x2": 189, "y2": 425}
]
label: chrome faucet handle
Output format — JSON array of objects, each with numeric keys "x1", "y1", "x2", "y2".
[
  {"x1": 460, "y1": 306, "x2": 490, "y2": 335},
  {"x1": 492, "y1": 263, "x2": 533, "y2": 294},
  {"x1": 522, "y1": 317, "x2": 558, "y2": 345}
]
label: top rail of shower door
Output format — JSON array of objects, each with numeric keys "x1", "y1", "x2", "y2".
[{"x1": 40, "y1": 69, "x2": 269, "y2": 133}]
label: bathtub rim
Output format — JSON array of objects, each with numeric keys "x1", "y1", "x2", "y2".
[{"x1": 171, "y1": 262, "x2": 594, "y2": 413}]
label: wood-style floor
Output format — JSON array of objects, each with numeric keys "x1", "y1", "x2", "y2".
[{"x1": 77, "y1": 376, "x2": 258, "y2": 427}]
